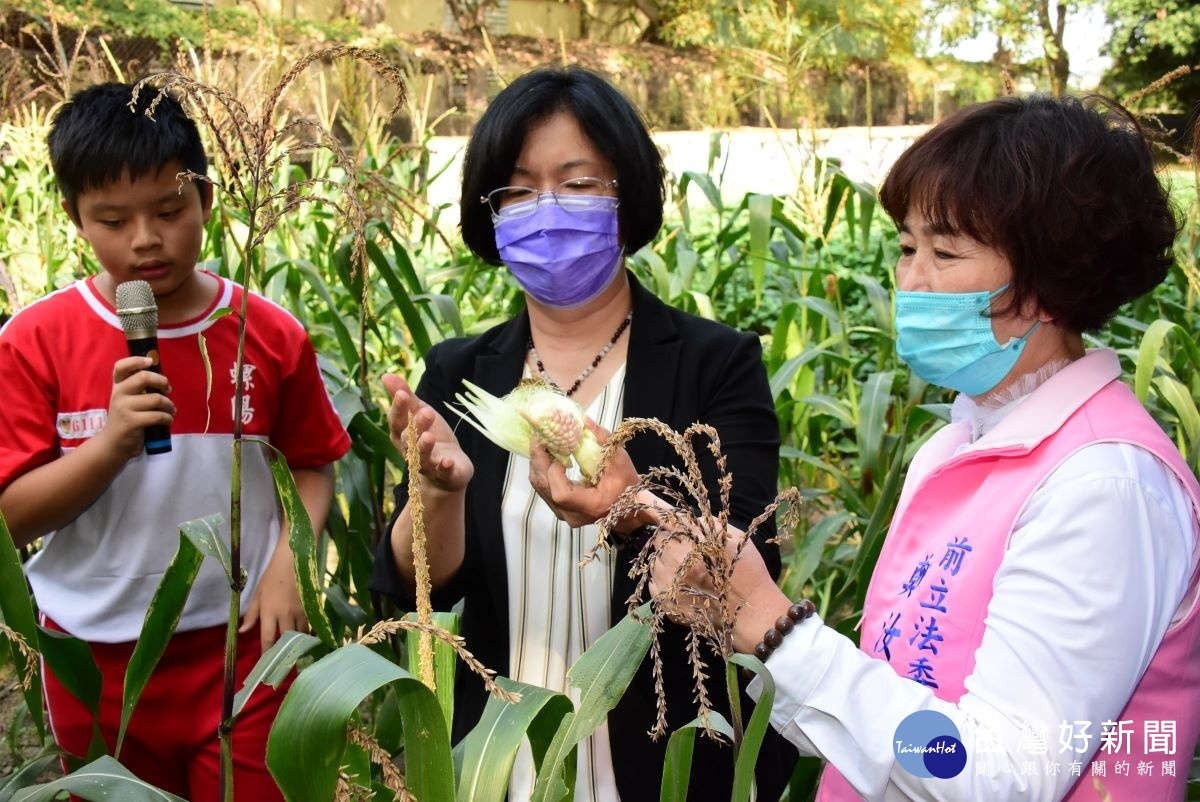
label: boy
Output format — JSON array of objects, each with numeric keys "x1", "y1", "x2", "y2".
[{"x1": 0, "y1": 82, "x2": 350, "y2": 798}]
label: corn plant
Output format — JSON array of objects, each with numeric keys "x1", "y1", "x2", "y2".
[
  {"x1": 0, "y1": 103, "x2": 84, "y2": 312},
  {"x1": 3, "y1": 41, "x2": 1199, "y2": 800}
]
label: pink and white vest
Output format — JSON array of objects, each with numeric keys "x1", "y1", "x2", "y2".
[{"x1": 819, "y1": 351, "x2": 1200, "y2": 801}]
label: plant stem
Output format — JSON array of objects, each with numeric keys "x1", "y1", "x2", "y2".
[
  {"x1": 726, "y1": 660, "x2": 745, "y2": 754},
  {"x1": 218, "y1": 439, "x2": 242, "y2": 802},
  {"x1": 218, "y1": 151, "x2": 260, "y2": 802}
]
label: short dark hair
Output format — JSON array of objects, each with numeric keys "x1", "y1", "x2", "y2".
[
  {"x1": 879, "y1": 94, "x2": 1178, "y2": 333},
  {"x1": 459, "y1": 66, "x2": 666, "y2": 265},
  {"x1": 48, "y1": 81, "x2": 209, "y2": 221}
]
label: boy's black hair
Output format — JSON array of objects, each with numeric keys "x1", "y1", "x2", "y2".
[
  {"x1": 48, "y1": 81, "x2": 209, "y2": 221},
  {"x1": 459, "y1": 65, "x2": 666, "y2": 265},
  {"x1": 879, "y1": 93, "x2": 1178, "y2": 333}
]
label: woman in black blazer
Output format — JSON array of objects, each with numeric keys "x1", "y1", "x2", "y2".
[{"x1": 371, "y1": 65, "x2": 795, "y2": 801}]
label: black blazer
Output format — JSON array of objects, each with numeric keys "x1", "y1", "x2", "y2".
[{"x1": 372, "y1": 274, "x2": 797, "y2": 800}]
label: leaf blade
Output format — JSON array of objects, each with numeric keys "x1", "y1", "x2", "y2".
[
  {"x1": 0, "y1": 512, "x2": 44, "y2": 739},
  {"x1": 267, "y1": 643, "x2": 454, "y2": 802},
  {"x1": 116, "y1": 533, "x2": 204, "y2": 756},
  {"x1": 11, "y1": 756, "x2": 187, "y2": 802}
]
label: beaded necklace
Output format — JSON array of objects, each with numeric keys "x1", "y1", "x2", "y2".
[{"x1": 528, "y1": 311, "x2": 633, "y2": 398}]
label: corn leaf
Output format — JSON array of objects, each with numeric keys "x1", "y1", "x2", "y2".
[
  {"x1": 0, "y1": 512, "x2": 43, "y2": 739},
  {"x1": 748, "y1": 193, "x2": 773, "y2": 304},
  {"x1": 680, "y1": 171, "x2": 723, "y2": 213},
  {"x1": 325, "y1": 584, "x2": 370, "y2": 631},
  {"x1": 729, "y1": 654, "x2": 775, "y2": 802},
  {"x1": 293, "y1": 262, "x2": 360, "y2": 375},
  {"x1": 822, "y1": 169, "x2": 849, "y2": 239},
  {"x1": 179, "y1": 514, "x2": 230, "y2": 584},
  {"x1": 1153, "y1": 374, "x2": 1200, "y2": 448},
  {"x1": 340, "y1": 737, "x2": 373, "y2": 796},
  {"x1": 769, "y1": 347, "x2": 833, "y2": 400},
  {"x1": 659, "y1": 713, "x2": 735, "y2": 802},
  {"x1": 767, "y1": 301, "x2": 799, "y2": 365},
  {"x1": 265, "y1": 447, "x2": 336, "y2": 649},
  {"x1": 372, "y1": 687, "x2": 406, "y2": 754},
  {"x1": 35, "y1": 626, "x2": 105, "y2": 758},
  {"x1": 675, "y1": 239, "x2": 699, "y2": 290},
  {"x1": 797, "y1": 394, "x2": 855, "y2": 427},
  {"x1": 266, "y1": 643, "x2": 453, "y2": 802},
  {"x1": 116, "y1": 533, "x2": 204, "y2": 757},
  {"x1": 851, "y1": 412, "x2": 916, "y2": 608},
  {"x1": 1134, "y1": 318, "x2": 1200, "y2": 402},
  {"x1": 781, "y1": 512, "x2": 852, "y2": 596},
  {"x1": 0, "y1": 750, "x2": 62, "y2": 802},
  {"x1": 856, "y1": 370, "x2": 894, "y2": 481},
  {"x1": 660, "y1": 726, "x2": 695, "y2": 802},
  {"x1": 349, "y1": 412, "x2": 403, "y2": 467},
  {"x1": 529, "y1": 604, "x2": 653, "y2": 802},
  {"x1": 11, "y1": 756, "x2": 186, "y2": 802},
  {"x1": 455, "y1": 677, "x2": 574, "y2": 802},
  {"x1": 404, "y1": 610, "x2": 459, "y2": 724},
  {"x1": 854, "y1": 274, "x2": 893, "y2": 334},
  {"x1": 232, "y1": 631, "x2": 321, "y2": 719},
  {"x1": 853, "y1": 179, "x2": 878, "y2": 248},
  {"x1": 364, "y1": 238, "x2": 433, "y2": 357}
]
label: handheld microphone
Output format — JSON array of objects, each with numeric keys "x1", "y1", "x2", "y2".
[{"x1": 115, "y1": 280, "x2": 172, "y2": 455}]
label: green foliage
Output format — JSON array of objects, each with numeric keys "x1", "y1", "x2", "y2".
[
  {"x1": 5, "y1": 0, "x2": 353, "y2": 59},
  {"x1": 925, "y1": 0, "x2": 1088, "y2": 94},
  {"x1": 0, "y1": 514, "x2": 45, "y2": 741},
  {"x1": 231, "y1": 632, "x2": 321, "y2": 719},
  {"x1": 10, "y1": 756, "x2": 186, "y2": 802},
  {"x1": 529, "y1": 606, "x2": 653, "y2": 801},
  {"x1": 0, "y1": 106, "x2": 80, "y2": 312},
  {"x1": 1104, "y1": 0, "x2": 1200, "y2": 111},
  {"x1": 728, "y1": 656, "x2": 775, "y2": 802},
  {"x1": 267, "y1": 447, "x2": 338, "y2": 649},
  {"x1": 650, "y1": 0, "x2": 920, "y2": 63},
  {"x1": 115, "y1": 534, "x2": 204, "y2": 756},
  {"x1": 260, "y1": 607, "x2": 651, "y2": 801},
  {"x1": 265, "y1": 643, "x2": 455, "y2": 802},
  {"x1": 454, "y1": 678, "x2": 574, "y2": 802},
  {"x1": 405, "y1": 611, "x2": 459, "y2": 725}
]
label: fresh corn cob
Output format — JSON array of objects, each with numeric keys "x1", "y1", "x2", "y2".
[{"x1": 452, "y1": 377, "x2": 604, "y2": 484}]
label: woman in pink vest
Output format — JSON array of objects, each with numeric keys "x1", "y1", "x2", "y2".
[{"x1": 532, "y1": 93, "x2": 1200, "y2": 801}]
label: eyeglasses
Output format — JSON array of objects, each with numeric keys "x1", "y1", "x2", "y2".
[{"x1": 480, "y1": 177, "x2": 618, "y2": 218}]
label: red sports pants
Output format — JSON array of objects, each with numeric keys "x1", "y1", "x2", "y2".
[{"x1": 43, "y1": 618, "x2": 290, "y2": 801}]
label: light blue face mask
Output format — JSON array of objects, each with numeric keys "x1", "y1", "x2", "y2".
[{"x1": 895, "y1": 285, "x2": 1040, "y2": 396}]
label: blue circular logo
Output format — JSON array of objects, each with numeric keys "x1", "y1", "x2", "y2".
[{"x1": 893, "y1": 710, "x2": 967, "y2": 779}]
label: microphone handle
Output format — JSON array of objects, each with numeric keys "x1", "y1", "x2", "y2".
[{"x1": 125, "y1": 335, "x2": 172, "y2": 455}]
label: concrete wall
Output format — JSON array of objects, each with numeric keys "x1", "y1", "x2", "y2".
[
  {"x1": 422, "y1": 125, "x2": 929, "y2": 228},
  {"x1": 385, "y1": 0, "x2": 443, "y2": 32},
  {"x1": 509, "y1": 0, "x2": 581, "y2": 39},
  {"x1": 252, "y1": 0, "x2": 600, "y2": 38}
]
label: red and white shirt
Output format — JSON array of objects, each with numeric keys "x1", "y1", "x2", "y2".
[{"x1": 0, "y1": 274, "x2": 350, "y2": 642}]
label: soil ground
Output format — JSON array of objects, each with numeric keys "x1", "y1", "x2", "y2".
[{"x1": 0, "y1": 662, "x2": 57, "y2": 781}]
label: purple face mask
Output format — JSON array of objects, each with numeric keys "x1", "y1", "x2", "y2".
[{"x1": 493, "y1": 196, "x2": 623, "y2": 309}]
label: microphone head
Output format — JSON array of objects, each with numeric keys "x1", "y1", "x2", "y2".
[{"x1": 115, "y1": 280, "x2": 158, "y2": 338}]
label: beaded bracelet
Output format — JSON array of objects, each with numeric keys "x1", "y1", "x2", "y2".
[
  {"x1": 618, "y1": 523, "x2": 658, "y2": 552},
  {"x1": 751, "y1": 599, "x2": 816, "y2": 664}
]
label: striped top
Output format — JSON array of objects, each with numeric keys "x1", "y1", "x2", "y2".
[{"x1": 504, "y1": 363, "x2": 626, "y2": 801}]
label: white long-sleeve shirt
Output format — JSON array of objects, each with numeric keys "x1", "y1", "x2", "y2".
[{"x1": 750, "y1": 373, "x2": 1199, "y2": 801}]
